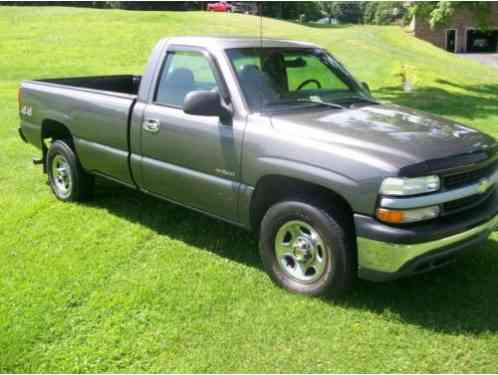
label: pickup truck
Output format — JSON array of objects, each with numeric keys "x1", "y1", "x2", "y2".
[{"x1": 19, "y1": 37, "x2": 498, "y2": 296}]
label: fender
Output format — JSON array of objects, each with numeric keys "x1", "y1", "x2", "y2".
[
  {"x1": 238, "y1": 156, "x2": 379, "y2": 228},
  {"x1": 256, "y1": 156, "x2": 358, "y2": 193}
]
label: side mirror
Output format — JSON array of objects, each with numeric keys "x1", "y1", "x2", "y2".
[
  {"x1": 361, "y1": 81, "x2": 371, "y2": 95},
  {"x1": 183, "y1": 90, "x2": 231, "y2": 120}
]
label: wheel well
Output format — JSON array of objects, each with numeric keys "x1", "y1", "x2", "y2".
[
  {"x1": 249, "y1": 175, "x2": 353, "y2": 232},
  {"x1": 40, "y1": 120, "x2": 73, "y2": 172},
  {"x1": 42, "y1": 119, "x2": 73, "y2": 145}
]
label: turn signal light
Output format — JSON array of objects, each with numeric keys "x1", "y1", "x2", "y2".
[
  {"x1": 376, "y1": 206, "x2": 440, "y2": 224},
  {"x1": 376, "y1": 208, "x2": 405, "y2": 224}
]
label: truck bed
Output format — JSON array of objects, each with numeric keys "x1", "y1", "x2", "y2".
[
  {"x1": 20, "y1": 75, "x2": 141, "y2": 186},
  {"x1": 35, "y1": 75, "x2": 142, "y2": 96}
]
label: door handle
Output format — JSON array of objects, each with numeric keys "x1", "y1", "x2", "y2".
[{"x1": 143, "y1": 119, "x2": 160, "y2": 133}]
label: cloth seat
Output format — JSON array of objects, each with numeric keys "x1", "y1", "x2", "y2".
[
  {"x1": 157, "y1": 68, "x2": 195, "y2": 107},
  {"x1": 239, "y1": 64, "x2": 278, "y2": 109}
]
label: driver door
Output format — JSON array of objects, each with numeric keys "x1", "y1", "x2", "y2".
[{"x1": 140, "y1": 48, "x2": 241, "y2": 221}]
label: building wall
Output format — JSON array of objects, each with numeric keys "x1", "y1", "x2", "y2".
[{"x1": 413, "y1": 3, "x2": 498, "y2": 52}]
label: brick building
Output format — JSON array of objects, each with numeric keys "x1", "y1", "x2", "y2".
[{"x1": 411, "y1": 3, "x2": 498, "y2": 53}]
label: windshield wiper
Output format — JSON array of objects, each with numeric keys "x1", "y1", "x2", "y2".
[
  {"x1": 300, "y1": 99, "x2": 346, "y2": 110},
  {"x1": 265, "y1": 98, "x2": 345, "y2": 110}
]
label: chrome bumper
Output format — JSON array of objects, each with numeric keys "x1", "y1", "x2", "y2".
[{"x1": 357, "y1": 214, "x2": 498, "y2": 279}]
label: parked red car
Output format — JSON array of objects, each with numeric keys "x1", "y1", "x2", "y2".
[{"x1": 207, "y1": 2, "x2": 232, "y2": 12}]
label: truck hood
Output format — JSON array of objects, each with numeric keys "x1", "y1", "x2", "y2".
[{"x1": 269, "y1": 104, "x2": 497, "y2": 171}]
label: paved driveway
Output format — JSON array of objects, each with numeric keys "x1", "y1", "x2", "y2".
[{"x1": 458, "y1": 53, "x2": 498, "y2": 69}]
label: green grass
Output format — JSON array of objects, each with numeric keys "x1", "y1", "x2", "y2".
[{"x1": 1, "y1": 6, "x2": 498, "y2": 373}]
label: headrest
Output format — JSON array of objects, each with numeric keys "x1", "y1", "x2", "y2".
[
  {"x1": 240, "y1": 64, "x2": 264, "y2": 80},
  {"x1": 167, "y1": 68, "x2": 194, "y2": 86}
]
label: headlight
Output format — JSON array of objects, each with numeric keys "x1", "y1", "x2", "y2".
[
  {"x1": 380, "y1": 175, "x2": 440, "y2": 196},
  {"x1": 376, "y1": 206, "x2": 440, "y2": 224}
]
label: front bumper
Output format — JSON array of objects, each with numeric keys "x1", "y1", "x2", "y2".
[{"x1": 355, "y1": 191, "x2": 498, "y2": 282}]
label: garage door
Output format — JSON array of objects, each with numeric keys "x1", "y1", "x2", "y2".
[{"x1": 467, "y1": 29, "x2": 498, "y2": 52}]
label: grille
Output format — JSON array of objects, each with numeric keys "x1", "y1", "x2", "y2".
[
  {"x1": 443, "y1": 194, "x2": 487, "y2": 215},
  {"x1": 443, "y1": 160, "x2": 497, "y2": 190}
]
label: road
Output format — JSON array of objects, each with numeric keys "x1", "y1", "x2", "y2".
[{"x1": 459, "y1": 53, "x2": 498, "y2": 69}]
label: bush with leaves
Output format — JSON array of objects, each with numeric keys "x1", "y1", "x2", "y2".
[{"x1": 408, "y1": 1, "x2": 492, "y2": 30}]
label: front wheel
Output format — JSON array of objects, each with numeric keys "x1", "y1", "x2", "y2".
[
  {"x1": 259, "y1": 201, "x2": 355, "y2": 297},
  {"x1": 47, "y1": 139, "x2": 94, "y2": 202}
]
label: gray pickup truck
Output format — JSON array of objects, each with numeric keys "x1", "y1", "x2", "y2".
[{"x1": 19, "y1": 37, "x2": 498, "y2": 296}]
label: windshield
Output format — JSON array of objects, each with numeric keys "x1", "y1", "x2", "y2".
[{"x1": 225, "y1": 47, "x2": 370, "y2": 112}]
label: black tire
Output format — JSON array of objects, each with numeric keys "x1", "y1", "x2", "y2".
[
  {"x1": 259, "y1": 200, "x2": 355, "y2": 297},
  {"x1": 46, "y1": 139, "x2": 94, "y2": 202}
]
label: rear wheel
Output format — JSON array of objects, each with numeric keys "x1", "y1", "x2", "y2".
[
  {"x1": 259, "y1": 200, "x2": 354, "y2": 297},
  {"x1": 47, "y1": 139, "x2": 94, "y2": 202}
]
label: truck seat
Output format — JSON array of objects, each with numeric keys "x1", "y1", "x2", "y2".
[
  {"x1": 157, "y1": 68, "x2": 195, "y2": 107},
  {"x1": 239, "y1": 64, "x2": 278, "y2": 109}
]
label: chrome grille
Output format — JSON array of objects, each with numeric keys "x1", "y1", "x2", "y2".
[
  {"x1": 443, "y1": 160, "x2": 497, "y2": 190},
  {"x1": 441, "y1": 158, "x2": 497, "y2": 215},
  {"x1": 442, "y1": 191, "x2": 493, "y2": 216}
]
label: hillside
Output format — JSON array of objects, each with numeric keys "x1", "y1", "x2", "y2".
[{"x1": 0, "y1": 7, "x2": 497, "y2": 373}]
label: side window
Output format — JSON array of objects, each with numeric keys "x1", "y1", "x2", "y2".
[{"x1": 155, "y1": 51, "x2": 218, "y2": 108}]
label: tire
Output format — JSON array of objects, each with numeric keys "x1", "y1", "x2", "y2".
[
  {"x1": 46, "y1": 139, "x2": 94, "y2": 202},
  {"x1": 259, "y1": 200, "x2": 355, "y2": 297}
]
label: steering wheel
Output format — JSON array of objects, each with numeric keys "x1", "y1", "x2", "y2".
[{"x1": 297, "y1": 79, "x2": 321, "y2": 91}]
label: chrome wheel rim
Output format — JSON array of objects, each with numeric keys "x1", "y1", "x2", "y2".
[
  {"x1": 51, "y1": 154, "x2": 72, "y2": 198},
  {"x1": 274, "y1": 220, "x2": 328, "y2": 283}
]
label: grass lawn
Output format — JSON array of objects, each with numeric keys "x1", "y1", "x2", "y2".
[{"x1": 1, "y1": 7, "x2": 498, "y2": 373}]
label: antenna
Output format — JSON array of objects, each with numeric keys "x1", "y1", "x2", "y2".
[
  {"x1": 258, "y1": 2, "x2": 263, "y2": 48},
  {"x1": 258, "y1": 2, "x2": 263, "y2": 111}
]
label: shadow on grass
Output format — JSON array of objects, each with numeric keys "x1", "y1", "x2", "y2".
[
  {"x1": 374, "y1": 80, "x2": 498, "y2": 124},
  {"x1": 87, "y1": 180, "x2": 261, "y2": 269},
  {"x1": 87, "y1": 179, "x2": 498, "y2": 335}
]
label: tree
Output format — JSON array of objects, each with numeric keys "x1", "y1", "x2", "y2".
[
  {"x1": 408, "y1": 1, "x2": 492, "y2": 30},
  {"x1": 317, "y1": 2, "x2": 363, "y2": 24},
  {"x1": 362, "y1": 2, "x2": 378, "y2": 24},
  {"x1": 262, "y1": 2, "x2": 321, "y2": 21},
  {"x1": 319, "y1": 2, "x2": 341, "y2": 23},
  {"x1": 362, "y1": 2, "x2": 407, "y2": 25},
  {"x1": 298, "y1": 2, "x2": 322, "y2": 22},
  {"x1": 374, "y1": 2, "x2": 406, "y2": 25}
]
